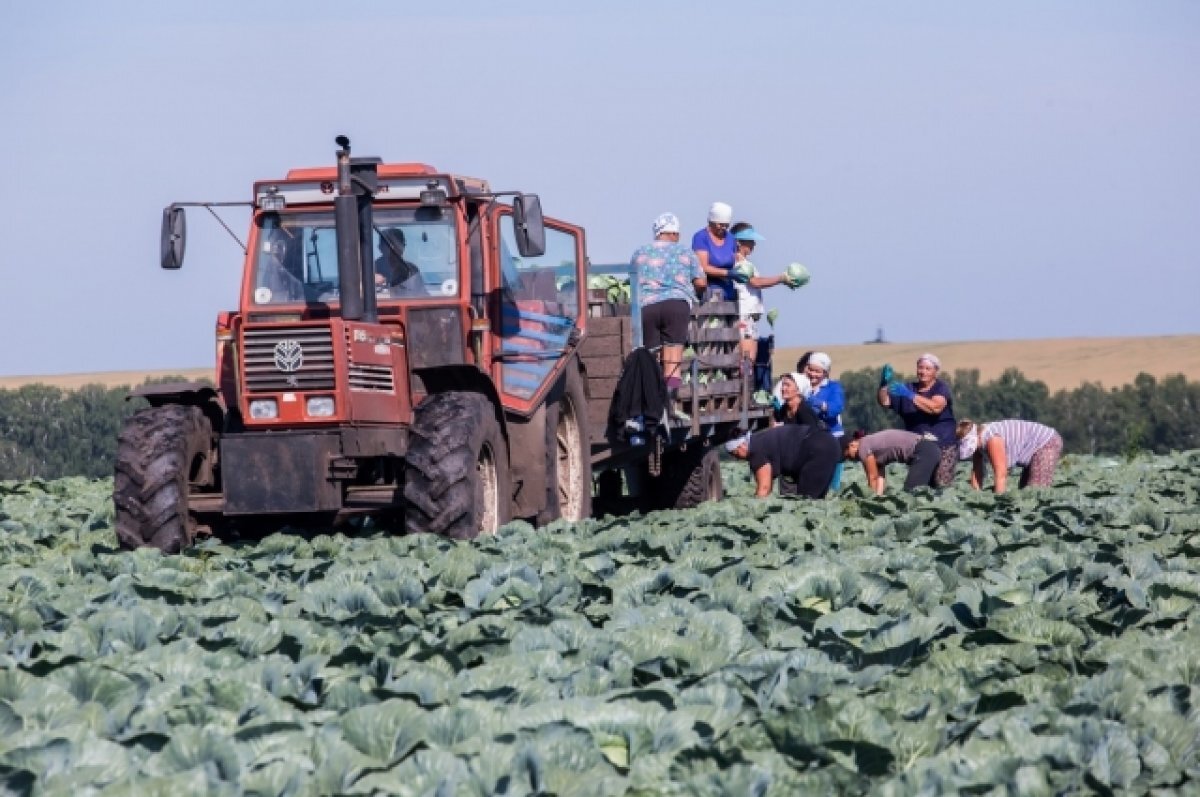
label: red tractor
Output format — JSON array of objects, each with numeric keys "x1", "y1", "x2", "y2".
[
  {"x1": 114, "y1": 137, "x2": 595, "y2": 550},
  {"x1": 114, "y1": 137, "x2": 769, "y2": 552}
]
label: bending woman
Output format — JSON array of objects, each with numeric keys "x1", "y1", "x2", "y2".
[{"x1": 956, "y1": 419, "x2": 1064, "y2": 493}]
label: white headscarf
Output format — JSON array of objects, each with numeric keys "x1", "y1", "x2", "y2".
[
  {"x1": 918, "y1": 352, "x2": 941, "y2": 371},
  {"x1": 958, "y1": 427, "x2": 980, "y2": 460},
  {"x1": 809, "y1": 352, "x2": 832, "y2": 374},
  {"x1": 725, "y1": 432, "x2": 752, "y2": 453},
  {"x1": 774, "y1": 372, "x2": 813, "y2": 402}
]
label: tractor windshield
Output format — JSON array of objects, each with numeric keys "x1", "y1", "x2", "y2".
[{"x1": 250, "y1": 207, "x2": 460, "y2": 306}]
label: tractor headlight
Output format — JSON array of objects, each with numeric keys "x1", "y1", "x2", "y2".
[
  {"x1": 306, "y1": 396, "x2": 335, "y2": 417},
  {"x1": 249, "y1": 399, "x2": 278, "y2": 419}
]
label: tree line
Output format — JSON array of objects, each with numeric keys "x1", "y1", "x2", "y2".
[
  {"x1": 0, "y1": 368, "x2": 1197, "y2": 482},
  {"x1": 838, "y1": 367, "x2": 1200, "y2": 458},
  {"x1": 0, "y1": 377, "x2": 206, "y2": 482}
]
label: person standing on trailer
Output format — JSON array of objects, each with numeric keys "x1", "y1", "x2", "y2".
[
  {"x1": 692, "y1": 202, "x2": 739, "y2": 301},
  {"x1": 727, "y1": 222, "x2": 797, "y2": 381},
  {"x1": 630, "y1": 212, "x2": 707, "y2": 396}
]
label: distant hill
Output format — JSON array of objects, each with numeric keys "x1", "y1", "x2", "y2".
[{"x1": 2, "y1": 335, "x2": 1197, "y2": 394}]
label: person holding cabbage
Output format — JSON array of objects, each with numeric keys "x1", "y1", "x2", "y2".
[
  {"x1": 877, "y1": 353, "x2": 958, "y2": 487},
  {"x1": 727, "y1": 222, "x2": 808, "y2": 376},
  {"x1": 692, "y1": 202, "x2": 739, "y2": 301},
  {"x1": 630, "y1": 212, "x2": 707, "y2": 396}
]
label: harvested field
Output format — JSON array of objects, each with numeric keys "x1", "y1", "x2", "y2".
[{"x1": 774, "y1": 335, "x2": 1200, "y2": 392}]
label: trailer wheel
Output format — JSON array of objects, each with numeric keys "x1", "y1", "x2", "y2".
[
  {"x1": 538, "y1": 366, "x2": 592, "y2": 525},
  {"x1": 675, "y1": 447, "x2": 724, "y2": 508},
  {"x1": 404, "y1": 392, "x2": 512, "y2": 539},
  {"x1": 641, "y1": 445, "x2": 723, "y2": 512},
  {"x1": 113, "y1": 404, "x2": 212, "y2": 553}
]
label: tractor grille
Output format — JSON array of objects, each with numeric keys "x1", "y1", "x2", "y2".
[
  {"x1": 348, "y1": 363, "x2": 395, "y2": 393},
  {"x1": 343, "y1": 328, "x2": 397, "y2": 393},
  {"x1": 243, "y1": 326, "x2": 336, "y2": 392}
]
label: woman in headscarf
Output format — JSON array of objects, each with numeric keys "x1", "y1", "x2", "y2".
[
  {"x1": 804, "y1": 352, "x2": 846, "y2": 488},
  {"x1": 877, "y1": 353, "x2": 957, "y2": 487},
  {"x1": 771, "y1": 372, "x2": 819, "y2": 428},
  {"x1": 956, "y1": 419, "x2": 1063, "y2": 494},
  {"x1": 691, "y1": 202, "x2": 738, "y2": 301}
]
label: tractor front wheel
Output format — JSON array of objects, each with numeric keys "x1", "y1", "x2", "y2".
[
  {"x1": 113, "y1": 404, "x2": 213, "y2": 553},
  {"x1": 403, "y1": 392, "x2": 512, "y2": 538}
]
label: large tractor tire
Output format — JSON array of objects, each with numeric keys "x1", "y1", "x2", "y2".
[
  {"x1": 640, "y1": 445, "x2": 723, "y2": 512},
  {"x1": 537, "y1": 366, "x2": 592, "y2": 525},
  {"x1": 113, "y1": 404, "x2": 213, "y2": 553},
  {"x1": 403, "y1": 392, "x2": 512, "y2": 539},
  {"x1": 674, "y1": 446, "x2": 724, "y2": 509}
]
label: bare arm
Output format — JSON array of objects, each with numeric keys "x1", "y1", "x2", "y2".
[
  {"x1": 688, "y1": 252, "x2": 707, "y2": 294},
  {"x1": 986, "y1": 437, "x2": 1008, "y2": 494},
  {"x1": 695, "y1": 248, "x2": 727, "y2": 280},
  {"x1": 748, "y1": 274, "x2": 787, "y2": 289},
  {"x1": 877, "y1": 385, "x2": 892, "y2": 409},
  {"x1": 754, "y1": 463, "x2": 774, "y2": 497},
  {"x1": 970, "y1": 452, "x2": 984, "y2": 490},
  {"x1": 912, "y1": 393, "x2": 947, "y2": 414},
  {"x1": 864, "y1": 454, "x2": 885, "y2": 495}
]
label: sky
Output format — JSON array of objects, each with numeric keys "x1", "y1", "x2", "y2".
[{"x1": 2, "y1": 1, "x2": 1198, "y2": 376}]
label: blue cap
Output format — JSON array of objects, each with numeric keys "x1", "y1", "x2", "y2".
[{"x1": 733, "y1": 227, "x2": 765, "y2": 242}]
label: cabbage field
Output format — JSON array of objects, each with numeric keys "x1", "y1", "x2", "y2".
[{"x1": 2, "y1": 453, "x2": 1200, "y2": 795}]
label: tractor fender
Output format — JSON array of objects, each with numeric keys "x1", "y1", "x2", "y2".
[
  {"x1": 127, "y1": 381, "x2": 226, "y2": 441},
  {"x1": 413, "y1": 366, "x2": 507, "y2": 443}
]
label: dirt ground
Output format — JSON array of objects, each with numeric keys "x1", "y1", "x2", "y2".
[
  {"x1": 773, "y1": 335, "x2": 1200, "y2": 393},
  {"x1": 2, "y1": 335, "x2": 1197, "y2": 393}
]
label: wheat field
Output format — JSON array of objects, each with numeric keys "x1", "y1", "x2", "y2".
[{"x1": 2, "y1": 335, "x2": 1197, "y2": 393}]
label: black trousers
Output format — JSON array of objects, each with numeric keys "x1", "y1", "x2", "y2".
[
  {"x1": 779, "y1": 430, "x2": 841, "y2": 499},
  {"x1": 903, "y1": 439, "x2": 943, "y2": 491}
]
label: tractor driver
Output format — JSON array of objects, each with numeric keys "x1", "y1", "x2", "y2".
[{"x1": 375, "y1": 228, "x2": 425, "y2": 296}]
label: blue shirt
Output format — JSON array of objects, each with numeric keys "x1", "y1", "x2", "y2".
[
  {"x1": 809, "y1": 380, "x2": 845, "y2": 436},
  {"x1": 691, "y1": 228, "x2": 737, "y2": 300}
]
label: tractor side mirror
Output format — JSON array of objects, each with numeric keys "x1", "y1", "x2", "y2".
[
  {"x1": 161, "y1": 205, "x2": 187, "y2": 269},
  {"x1": 512, "y1": 194, "x2": 546, "y2": 258}
]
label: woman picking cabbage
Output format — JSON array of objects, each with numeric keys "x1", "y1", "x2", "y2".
[{"x1": 956, "y1": 419, "x2": 1064, "y2": 493}]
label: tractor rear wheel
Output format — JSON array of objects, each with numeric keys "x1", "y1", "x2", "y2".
[
  {"x1": 113, "y1": 404, "x2": 213, "y2": 553},
  {"x1": 403, "y1": 392, "x2": 512, "y2": 539},
  {"x1": 537, "y1": 366, "x2": 592, "y2": 525}
]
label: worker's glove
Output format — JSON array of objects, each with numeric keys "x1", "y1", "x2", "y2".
[
  {"x1": 879, "y1": 364, "x2": 894, "y2": 387},
  {"x1": 888, "y1": 382, "x2": 916, "y2": 401}
]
